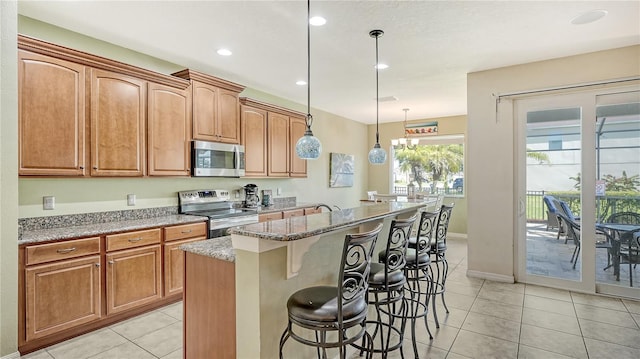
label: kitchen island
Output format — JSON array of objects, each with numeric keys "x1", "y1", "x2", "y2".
[{"x1": 181, "y1": 201, "x2": 429, "y2": 358}]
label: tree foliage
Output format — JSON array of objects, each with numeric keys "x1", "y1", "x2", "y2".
[
  {"x1": 395, "y1": 144, "x2": 463, "y2": 191},
  {"x1": 570, "y1": 171, "x2": 640, "y2": 192}
]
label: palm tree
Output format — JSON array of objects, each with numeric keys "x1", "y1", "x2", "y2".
[{"x1": 395, "y1": 144, "x2": 463, "y2": 191}]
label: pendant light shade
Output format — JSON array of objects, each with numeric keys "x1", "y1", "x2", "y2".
[
  {"x1": 368, "y1": 29, "x2": 387, "y2": 165},
  {"x1": 295, "y1": 0, "x2": 322, "y2": 160}
]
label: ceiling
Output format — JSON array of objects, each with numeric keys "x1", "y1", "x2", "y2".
[{"x1": 17, "y1": 1, "x2": 640, "y2": 124}]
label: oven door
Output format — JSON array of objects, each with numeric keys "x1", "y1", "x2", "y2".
[{"x1": 192, "y1": 140, "x2": 245, "y2": 177}]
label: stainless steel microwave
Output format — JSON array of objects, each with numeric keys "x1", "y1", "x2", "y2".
[{"x1": 191, "y1": 140, "x2": 245, "y2": 177}]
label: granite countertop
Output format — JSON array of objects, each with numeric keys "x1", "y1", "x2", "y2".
[
  {"x1": 254, "y1": 202, "x2": 320, "y2": 214},
  {"x1": 180, "y1": 236, "x2": 235, "y2": 262},
  {"x1": 19, "y1": 214, "x2": 208, "y2": 245},
  {"x1": 230, "y1": 201, "x2": 428, "y2": 242}
]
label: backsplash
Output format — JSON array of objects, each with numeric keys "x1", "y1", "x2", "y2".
[{"x1": 19, "y1": 206, "x2": 179, "y2": 231}]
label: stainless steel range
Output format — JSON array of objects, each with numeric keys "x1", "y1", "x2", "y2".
[{"x1": 178, "y1": 189, "x2": 259, "y2": 238}]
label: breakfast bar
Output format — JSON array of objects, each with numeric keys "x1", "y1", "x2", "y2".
[{"x1": 181, "y1": 201, "x2": 428, "y2": 358}]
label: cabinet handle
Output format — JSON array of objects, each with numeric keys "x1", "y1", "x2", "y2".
[
  {"x1": 79, "y1": 166, "x2": 84, "y2": 169},
  {"x1": 56, "y1": 247, "x2": 76, "y2": 254},
  {"x1": 108, "y1": 260, "x2": 114, "y2": 264},
  {"x1": 181, "y1": 230, "x2": 192, "y2": 234},
  {"x1": 95, "y1": 263, "x2": 100, "y2": 267},
  {"x1": 93, "y1": 166, "x2": 98, "y2": 170},
  {"x1": 128, "y1": 237, "x2": 143, "y2": 243}
]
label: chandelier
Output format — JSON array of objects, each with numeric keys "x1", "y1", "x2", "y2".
[{"x1": 392, "y1": 108, "x2": 419, "y2": 150}]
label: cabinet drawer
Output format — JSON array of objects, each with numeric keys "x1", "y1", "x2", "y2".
[
  {"x1": 282, "y1": 209, "x2": 305, "y2": 218},
  {"x1": 259, "y1": 212, "x2": 283, "y2": 222},
  {"x1": 26, "y1": 237, "x2": 100, "y2": 266},
  {"x1": 106, "y1": 228, "x2": 161, "y2": 252},
  {"x1": 164, "y1": 222, "x2": 207, "y2": 242}
]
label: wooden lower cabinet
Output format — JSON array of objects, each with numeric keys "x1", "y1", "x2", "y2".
[
  {"x1": 106, "y1": 245, "x2": 162, "y2": 315},
  {"x1": 25, "y1": 256, "x2": 101, "y2": 341},
  {"x1": 164, "y1": 238, "x2": 201, "y2": 296},
  {"x1": 184, "y1": 252, "x2": 235, "y2": 358}
]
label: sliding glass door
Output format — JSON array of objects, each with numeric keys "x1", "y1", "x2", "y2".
[{"x1": 516, "y1": 86, "x2": 640, "y2": 298}]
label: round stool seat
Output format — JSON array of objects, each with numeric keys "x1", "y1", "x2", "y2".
[
  {"x1": 368, "y1": 262, "x2": 406, "y2": 290},
  {"x1": 430, "y1": 240, "x2": 447, "y2": 253},
  {"x1": 287, "y1": 286, "x2": 367, "y2": 326},
  {"x1": 405, "y1": 248, "x2": 431, "y2": 267}
]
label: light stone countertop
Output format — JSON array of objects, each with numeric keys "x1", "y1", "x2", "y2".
[
  {"x1": 18, "y1": 214, "x2": 208, "y2": 245},
  {"x1": 230, "y1": 201, "x2": 429, "y2": 241},
  {"x1": 179, "y1": 236, "x2": 235, "y2": 262}
]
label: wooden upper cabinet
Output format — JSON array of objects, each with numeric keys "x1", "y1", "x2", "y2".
[
  {"x1": 240, "y1": 97, "x2": 308, "y2": 178},
  {"x1": 241, "y1": 105, "x2": 268, "y2": 177},
  {"x1": 172, "y1": 69, "x2": 245, "y2": 144},
  {"x1": 90, "y1": 69, "x2": 147, "y2": 176},
  {"x1": 148, "y1": 83, "x2": 192, "y2": 176},
  {"x1": 268, "y1": 112, "x2": 290, "y2": 177},
  {"x1": 289, "y1": 116, "x2": 308, "y2": 178},
  {"x1": 18, "y1": 50, "x2": 86, "y2": 176}
]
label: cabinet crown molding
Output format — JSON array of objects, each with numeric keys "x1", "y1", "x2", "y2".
[
  {"x1": 172, "y1": 69, "x2": 245, "y2": 93},
  {"x1": 240, "y1": 97, "x2": 305, "y2": 119},
  {"x1": 18, "y1": 34, "x2": 190, "y2": 90}
]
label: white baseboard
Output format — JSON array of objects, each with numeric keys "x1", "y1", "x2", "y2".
[
  {"x1": 448, "y1": 232, "x2": 467, "y2": 240},
  {"x1": 466, "y1": 269, "x2": 514, "y2": 283},
  {"x1": 1, "y1": 351, "x2": 20, "y2": 359}
]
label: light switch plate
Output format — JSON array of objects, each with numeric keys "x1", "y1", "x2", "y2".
[
  {"x1": 43, "y1": 196, "x2": 55, "y2": 210},
  {"x1": 127, "y1": 194, "x2": 136, "y2": 206}
]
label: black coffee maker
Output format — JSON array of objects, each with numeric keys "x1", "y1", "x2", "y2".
[{"x1": 243, "y1": 184, "x2": 260, "y2": 208}]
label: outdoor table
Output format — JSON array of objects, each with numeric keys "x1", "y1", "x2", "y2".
[{"x1": 596, "y1": 223, "x2": 640, "y2": 281}]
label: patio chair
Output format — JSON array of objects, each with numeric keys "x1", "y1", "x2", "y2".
[
  {"x1": 542, "y1": 195, "x2": 560, "y2": 231},
  {"x1": 558, "y1": 212, "x2": 612, "y2": 270},
  {"x1": 557, "y1": 200, "x2": 580, "y2": 244}
]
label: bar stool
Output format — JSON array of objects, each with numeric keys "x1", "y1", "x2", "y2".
[
  {"x1": 404, "y1": 210, "x2": 438, "y2": 356},
  {"x1": 364, "y1": 214, "x2": 417, "y2": 359},
  {"x1": 430, "y1": 203, "x2": 454, "y2": 328},
  {"x1": 279, "y1": 224, "x2": 383, "y2": 359}
]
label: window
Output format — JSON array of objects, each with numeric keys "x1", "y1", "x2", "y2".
[{"x1": 391, "y1": 134, "x2": 465, "y2": 195}]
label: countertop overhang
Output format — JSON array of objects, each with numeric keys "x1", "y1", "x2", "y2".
[{"x1": 229, "y1": 201, "x2": 426, "y2": 242}]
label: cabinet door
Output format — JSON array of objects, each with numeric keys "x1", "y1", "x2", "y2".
[
  {"x1": 25, "y1": 256, "x2": 101, "y2": 341},
  {"x1": 148, "y1": 83, "x2": 192, "y2": 176},
  {"x1": 241, "y1": 105, "x2": 268, "y2": 177},
  {"x1": 289, "y1": 116, "x2": 308, "y2": 178},
  {"x1": 18, "y1": 50, "x2": 86, "y2": 176},
  {"x1": 192, "y1": 80, "x2": 218, "y2": 141},
  {"x1": 91, "y1": 69, "x2": 146, "y2": 176},
  {"x1": 106, "y1": 245, "x2": 162, "y2": 315},
  {"x1": 164, "y1": 238, "x2": 202, "y2": 296},
  {"x1": 217, "y1": 89, "x2": 240, "y2": 144},
  {"x1": 267, "y1": 112, "x2": 290, "y2": 177}
]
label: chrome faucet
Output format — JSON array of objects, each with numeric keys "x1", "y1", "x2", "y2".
[{"x1": 314, "y1": 204, "x2": 333, "y2": 212}]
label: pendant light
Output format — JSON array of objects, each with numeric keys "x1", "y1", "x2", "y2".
[
  {"x1": 368, "y1": 29, "x2": 387, "y2": 165},
  {"x1": 295, "y1": 0, "x2": 322, "y2": 160}
]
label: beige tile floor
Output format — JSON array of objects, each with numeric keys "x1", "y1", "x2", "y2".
[{"x1": 22, "y1": 237, "x2": 640, "y2": 359}]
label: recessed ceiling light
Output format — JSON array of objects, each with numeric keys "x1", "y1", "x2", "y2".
[
  {"x1": 217, "y1": 48, "x2": 232, "y2": 56},
  {"x1": 309, "y1": 16, "x2": 326, "y2": 26},
  {"x1": 375, "y1": 63, "x2": 389, "y2": 70},
  {"x1": 571, "y1": 9, "x2": 608, "y2": 25},
  {"x1": 296, "y1": 80, "x2": 307, "y2": 86}
]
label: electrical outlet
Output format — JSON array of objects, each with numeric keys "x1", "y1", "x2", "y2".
[
  {"x1": 276, "y1": 188, "x2": 282, "y2": 196},
  {"x1": 127, "y1": 194, "x2": 136, "y2": 206},
  {"x1": 43, "y1": 196, "x2": 55, "y2": 210},
  {"x1": 234, "y1": 190, "x2": 240, "y2": 199}
]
